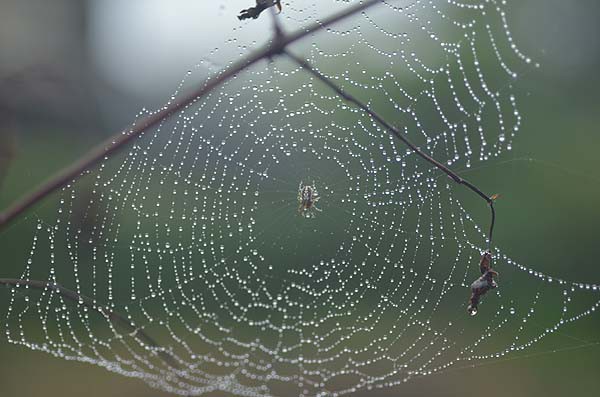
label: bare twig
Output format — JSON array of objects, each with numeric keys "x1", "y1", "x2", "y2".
[
  {"x1": 0, "y1": 277, "x2": 180, "y2": 369},
  {"x1": 0, "y1": 0, "x2": 385, "y2": 230},
  {"x1": 284, "y1": 50, "x2": 497, "y2": 248}
]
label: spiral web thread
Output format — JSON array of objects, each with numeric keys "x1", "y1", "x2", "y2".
[{"x1": 4, "y1": 1, "x2": 600, "y2": 396}]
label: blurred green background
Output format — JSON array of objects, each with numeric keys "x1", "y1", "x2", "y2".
[{"x1": 1, "y1": 0, "x2": 599, "y2": 396}]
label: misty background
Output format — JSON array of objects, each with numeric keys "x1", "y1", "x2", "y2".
[{"x1": 1, "y1": 0, "x2": 600, "y2": 396}]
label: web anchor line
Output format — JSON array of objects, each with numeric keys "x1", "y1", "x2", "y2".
[
  {"x1": 283, "y1": 50, "x2": 498, "y2": 251},
  {"x1": 0, "y1": 278, "x2": 181, "y2": 370}
]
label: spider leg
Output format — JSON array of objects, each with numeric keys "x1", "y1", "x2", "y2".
[{"x1": 275, "y1": 0, "x2": 282, "y2": 13}]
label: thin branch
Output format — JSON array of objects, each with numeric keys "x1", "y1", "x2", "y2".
[
  {"x1": 0, "y1": 277, "x2": 180, "y2": 369},
  {"x1": 0, "y1": 0, "x2": 385, "y2": 230},
  {"x1": 284, "y1": 50, "x2": 497, "y2": 248}
]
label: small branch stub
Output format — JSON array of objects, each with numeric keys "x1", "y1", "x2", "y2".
[{"x1": 238, "y1": 0, "x2": 282, "y2": 20}]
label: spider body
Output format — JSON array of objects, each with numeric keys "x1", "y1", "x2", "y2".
[
  {"x1": 238, "y1": 0, "x2": 282, "y2": 20},
  {"x1": 467, "y1": 250, "x2": 498, "y2": 316},
  {"x1": 297, "y1": 181, "x2": 321, "y2": 218}
]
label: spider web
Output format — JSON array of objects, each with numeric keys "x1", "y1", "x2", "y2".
[{"x1": 3, "y1": 1, "x2": 600, "y2": 396}]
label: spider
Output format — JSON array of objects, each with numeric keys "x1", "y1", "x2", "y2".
[
  {"x1": 297, "y1": 181, "x2": 322, "y2": 218},
  {"x1": 238, "y1": 0, "x2": 283, "y2": 21},
  {"x1": 467, "y1": 250, "x2": 498, "y2": 316}
]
